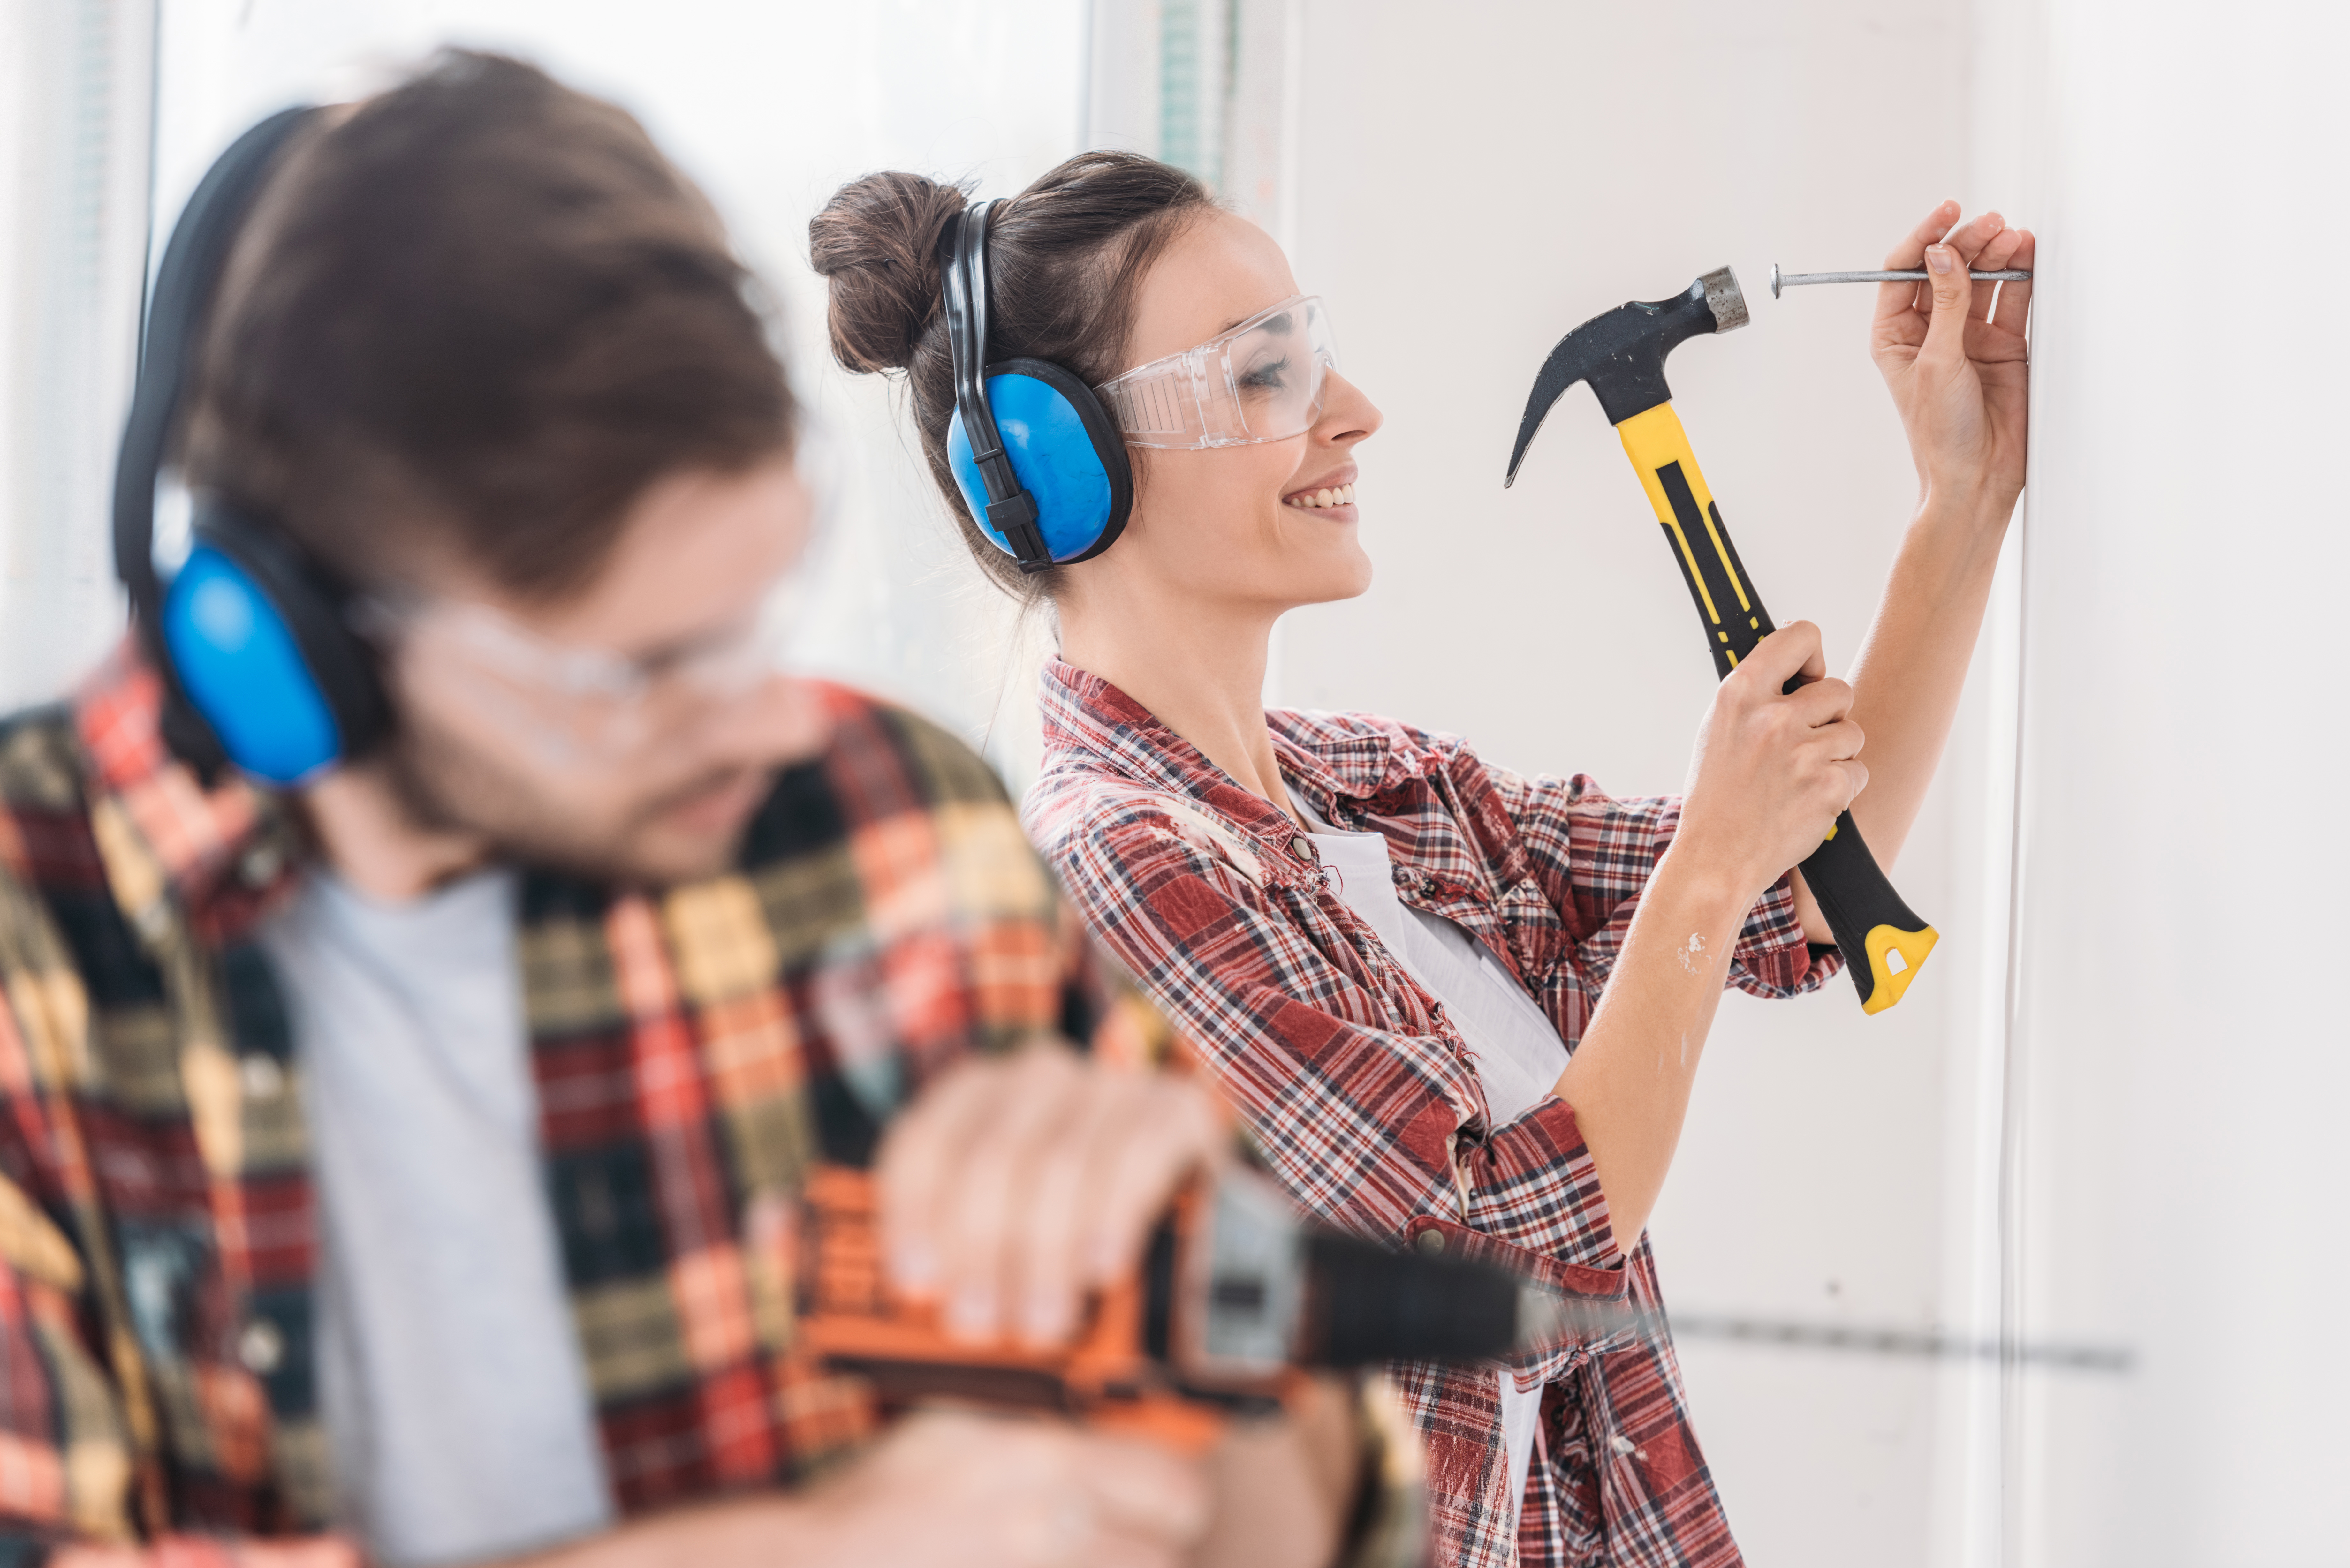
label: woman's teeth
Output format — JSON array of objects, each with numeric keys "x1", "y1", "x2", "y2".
[{"x1": 1285, "y1": 483, "x2": 1357, "y2": 510}]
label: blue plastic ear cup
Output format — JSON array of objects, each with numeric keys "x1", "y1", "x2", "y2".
[
  {"x1": 160, "y1": 542, "x2": 344, "y2": 786},
  {"x1": 111, "y1": 105, "x2": 388, "y2": 781},
  {"x1": 946, "y1": 358, "x2": 1133, "y2": 567}
]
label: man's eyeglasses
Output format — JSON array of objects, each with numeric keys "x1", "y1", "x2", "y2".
[{"x1": 357, "y1": 568, "x2": 808, "y2": 766}]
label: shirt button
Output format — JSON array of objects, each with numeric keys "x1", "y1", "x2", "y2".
[
  {"x1": 1415, "y1": 1229, "x2": 1446, "y2": 1256},
  {"x1": 239, "y1": 843, "x2": 284, "y2": 889},
  {"x1": 239, "y1": 1318, "x2": 285, "y2": 1375},
  {"x1": 240, "y1": 1055, "x2": 285, "y2": 1101},
  {"x1": 1289, "y1": 835, "x2": 1317, "y2": 862}
]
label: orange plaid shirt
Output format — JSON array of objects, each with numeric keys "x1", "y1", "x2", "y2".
[{"x1": 0, "y1": 647, "x2": 1162, "y2": 1549}]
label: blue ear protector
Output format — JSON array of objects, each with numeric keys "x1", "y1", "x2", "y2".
[
  {"x1": 112, "y1": 107, "x2": 388, "y2": 786},
  {"x1": 939, "y1": 200, "x2": 1133, "y2": 571}
]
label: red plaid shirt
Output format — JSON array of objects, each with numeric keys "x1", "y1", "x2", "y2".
[{"x1": 1024, "y1": 658, "x2": 1838, "y2": 1568}]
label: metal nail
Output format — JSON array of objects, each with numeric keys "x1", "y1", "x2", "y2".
[{"x1": 1770, "y1": 263, "x2": 2033, "y2": 298}]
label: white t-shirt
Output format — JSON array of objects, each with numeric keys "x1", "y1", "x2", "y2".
[
  {"x1": 259, "y1": 868, "x2": 612, "y2": 1567},
  {"x1": 1287, "y1": 786, "x2": 1570, "y2": 1524}
]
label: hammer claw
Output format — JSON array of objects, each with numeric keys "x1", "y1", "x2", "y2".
[{"x1": 1503, "y1": 334, "x2": 1593, "y2": 489}]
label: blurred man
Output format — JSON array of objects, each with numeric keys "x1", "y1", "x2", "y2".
[{"x1": 0, "y1": 53, "x2": 1361, "y2": 1568}]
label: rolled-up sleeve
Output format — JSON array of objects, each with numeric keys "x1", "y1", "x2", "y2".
[{"x1": 1470, "y1": 751, "x2": 1841, "y2": 1002}]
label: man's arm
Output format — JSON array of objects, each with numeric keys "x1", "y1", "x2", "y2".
[{"x1": 514, "y1": 1407, "x2": 1206, "y2": 1568}]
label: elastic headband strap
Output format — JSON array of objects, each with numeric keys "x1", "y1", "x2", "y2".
[
  {"x1": 113, "y1": 106, "x2": 319, "y2": 620},
  {"x1": 938, "y1": 199, "x2": 1047, "y2": 567}
]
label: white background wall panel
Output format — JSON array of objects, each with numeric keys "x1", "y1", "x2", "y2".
[{"x1": 1270, "y1": 4, "x2": 2003, "y2": 1562}]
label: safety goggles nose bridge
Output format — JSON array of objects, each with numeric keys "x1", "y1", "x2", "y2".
[{"x1": 1194, "y1": 355, "x2": 1231, "y2": 442}]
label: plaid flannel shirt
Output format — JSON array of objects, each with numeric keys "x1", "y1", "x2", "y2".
[
  {"x1": 0, "y1": 646, "x2": 1165, "y2": 1552},
  {"x1": 1024, "y1": 658, "x2": 1839, "y2": 1568}
]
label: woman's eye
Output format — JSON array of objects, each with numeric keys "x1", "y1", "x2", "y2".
[{"x1": 1238, "y1": 356, "x2": 1292, "y2": 395}]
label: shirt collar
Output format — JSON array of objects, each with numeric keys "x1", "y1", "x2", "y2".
[
  {"x1": 72, "y1": 641, "x2": 307, "y2": 945},
  {"x1": 1037, "y1": 656, "x2": 1425, "y2": 845}
]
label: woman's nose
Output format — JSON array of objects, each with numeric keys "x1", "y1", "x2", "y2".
[{"x1": 1318, "y1": 370, "x2": 1383, "y2": 444}]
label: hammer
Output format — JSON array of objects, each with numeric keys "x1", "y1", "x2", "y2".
[{"x1": 1503, "y1": 268, "x2": 1936, "y2": 1015}]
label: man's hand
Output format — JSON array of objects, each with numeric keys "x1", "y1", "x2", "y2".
[
  {"x1": 496, "y1": 1407, "x2": 1207, "y2": 1568},
  {"x1": 809, "y1": 1407, "x2": 1211, "y2": 1566},
  {"x1": 878, "y1": 1040, "x2": 1229, "y2": 1347},
  {"x1": 1872, "y1": 200, "x2": 2035, "y2": 512},
  {"x1": 61, "y1": 1050, "x2": 1331, "y2": 1568},
  {"x1": 53, "y1": 1537, "x2": 361, "y2": 1568}
]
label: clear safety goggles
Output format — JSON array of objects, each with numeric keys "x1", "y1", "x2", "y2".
[
  {"x1": 359, "y1": 567, "x2": 811, "y2": 767},
  {"x1": 1096, "y1": 295, "x2": 1337, "y2": 449},
  {"x1": 354, "y1": 424, "x2": 845, "y2": 767}
]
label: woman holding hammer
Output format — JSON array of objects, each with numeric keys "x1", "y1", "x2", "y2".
[{"x1": 812, "y1": 155, "x2": 2029, "y2": 1567}]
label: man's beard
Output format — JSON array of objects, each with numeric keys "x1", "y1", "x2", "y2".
[{"x1": 379, "y1": 716, "x2": 768, "y2": 888}]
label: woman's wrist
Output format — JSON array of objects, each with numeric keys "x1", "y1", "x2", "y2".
[
  {"x1": 1647, "y1": 836, "x2": 1765, "y2": 939},
  {"x1": 1914, "y1": 470, "x2": 2021, "y2": 536}
]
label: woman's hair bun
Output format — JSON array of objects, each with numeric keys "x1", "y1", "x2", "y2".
[{"x1": 809, "y1": 171, "x2": 971, "y2": 374}]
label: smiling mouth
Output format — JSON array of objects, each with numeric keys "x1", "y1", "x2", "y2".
[{"x1": 1284, "y1": 482, "x2": 1357, "y2": 510}]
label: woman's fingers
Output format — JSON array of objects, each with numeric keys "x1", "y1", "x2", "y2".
[
  {"x1": 1811, "y1": 714, "x2": 1867, "y2": 765},
  {"x1": 1950, "y1": 211, "x2": 2009, "y2": 324},
  {"x1": 1940, "y1": 209, "x2": 2005, "y2": 265},
  {"x1": 1990, "y1": 227, "x2": 2036, "y2": 334},
  {"x1": 1830, "y1": 753, "x2": 1871, "y2": 810},
  {"x1": 1911, "y1": 210, "x2": 2006, "y2": 362},
  {"x1": 1737, "y1": 620, "x2": 1824, "y2": 697},
  {"x1": 1878, "y1": 204, "x2": 2019, "y2": 343},
  {"x1": 1881, "y1": 199, "x2": 1965, "y2": 268},
  {"x1": 1788, "y1": 674, "x2": 1855, "y2": 730},
  {"x1": 1974, "y1": 224, "x2": 2027, "y2": 274},
  {"x1": 1918, "y1": 239, "x2": 1988, "y2": 368},
  {"x1": 1877, "y1": 199, "x2": 1960, "y2": 322}
]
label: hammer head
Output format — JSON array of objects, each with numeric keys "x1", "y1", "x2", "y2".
[{"x1": 1503, "y1": 267, "x2": 1747, "y2": 487}]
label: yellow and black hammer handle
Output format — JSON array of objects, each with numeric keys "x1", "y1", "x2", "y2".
[
  {"x1": 1616, "y1": 403, "x2": 1937, "y2": 1014},
  {"x1": 1502, "y1": 268, "x2": 1935, "y2": 1014}
]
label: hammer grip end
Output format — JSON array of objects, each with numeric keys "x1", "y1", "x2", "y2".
[
  {"x1": 1799, "y1": 812, "x2": 1935, "y2": 1014},
  {"x1": 1858, "y1": 923, "x2": 1939, "y2": 1015}
]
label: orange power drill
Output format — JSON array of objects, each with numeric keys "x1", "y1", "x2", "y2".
[{"x1": 797, "y1": 1163, "x2": 1556, "y2": 1451}]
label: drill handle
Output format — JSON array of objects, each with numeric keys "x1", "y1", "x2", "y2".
[{"x1": 1613, "y1": 402, "x2": 1937, "y2": 1014}]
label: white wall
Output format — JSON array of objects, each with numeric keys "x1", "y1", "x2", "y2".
[
  {"x1": 1271, "y1": 4, "x2": 2012, "y2": 1564},
  {"x1": 0, "y1": 0, "x2": 152, "y2": 710},
  {"x1": 1975, "y1": 1, "x2": 2350, "y2": 1561}
]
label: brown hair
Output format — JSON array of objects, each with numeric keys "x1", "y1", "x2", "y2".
[
  {"x1": 809, "y1": 152, "x2": 1213, "y2": 599},
  {"x1": 183, "y1": 50, "x2": 792, "y2": 602}
]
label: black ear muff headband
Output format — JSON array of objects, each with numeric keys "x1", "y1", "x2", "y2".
[
  {"x1": 111, "y1": 105, "x2": 389, "y2": 780},
  {"x1": 114, "y1": 107, "x2": 314, "y2": 645},
  {"x1": 938, "y1": 200, "x2": 1051, "y2": 569}
]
